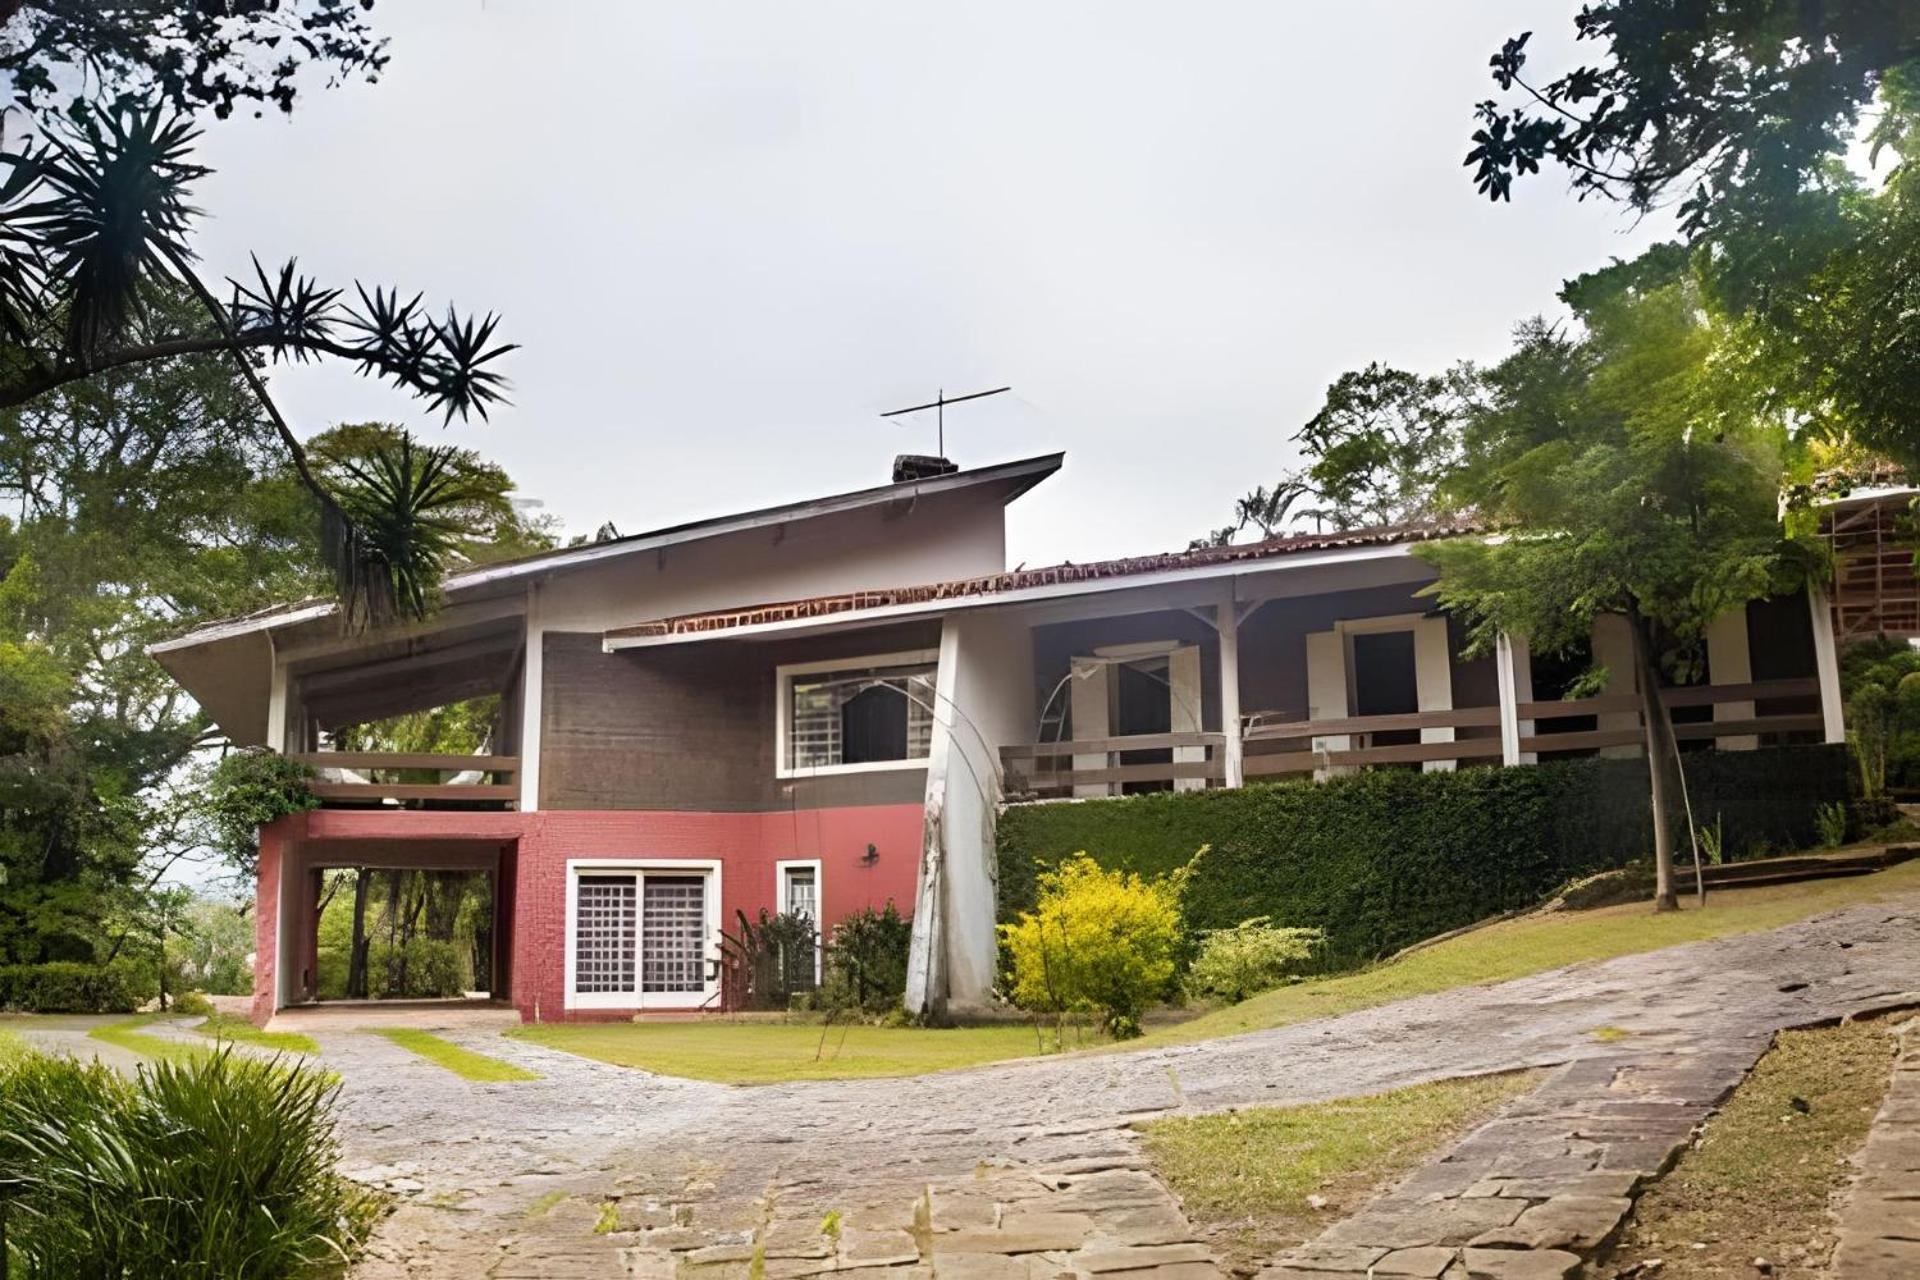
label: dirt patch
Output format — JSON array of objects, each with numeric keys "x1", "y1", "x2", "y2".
[{"x1": 1604, "y1": 1019, "x2": 1901, "y2": 1278}]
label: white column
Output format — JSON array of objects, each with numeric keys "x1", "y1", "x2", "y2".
[
  {"x1": 1809, "y1": 583, "x2": 1846, "y2": 744},
  {"x1": 1413, "y1": 616, "x2": 1456, "y2": 772},
  {"x1": 1217, "y1": 591, "x2": 1244, "y2": 788},
  {"x1": 1305, "y1": 630, "x2": 1351, "y2": 781},
  {"x1": 905, "y1": 619, "x2": 963, "y2": 1017},
  {"x1": 519, "y1": 585, "x2": 544, "y2": 811},
  {"x1": 1169, "y1": 645, "x2": 1205, "y2": 792},
  {"x1": 1591, "y1": 614, "x2": 1640, "y2": 758},
  {"x1": 1068, "y1": 657, "x2": 1110, "y2": 798},
  {"x1": 1705, "y1": 608, "x2": 1757, "y2": 750},
  {"x1": 1495, "y1": 632, "x2": 1522, "y2": 766},
  {"x1": 266, "y1": 633, "x2": 289, "y2": 752}
]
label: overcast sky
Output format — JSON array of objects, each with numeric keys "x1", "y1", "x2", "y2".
[{"x1": 189, "y1": 1, "x2": 1669, "y2": 568}]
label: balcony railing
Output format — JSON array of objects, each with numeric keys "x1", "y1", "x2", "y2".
[
  {"x1": 1000, "y1": 731, "x2": 1226, "y2": 798},
  {"x1": 1000, "y1": 678, "x2": 1824, "y2": 800},
  {"x1": 287, "y1": 752, "x2": 520, "y2": 809}
]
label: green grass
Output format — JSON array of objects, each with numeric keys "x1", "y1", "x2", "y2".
[
  {"x1": 1613, "y1": 1021, "x2": 1897, "y2": 1276},
  {"x1": 88, "y1": 1014, "x2": 209, "y2": 1064},
  {"x1": 371, "y1": 1028, "x2": 540, "y2": 1081},
  {"x1": 196, "y1": 1012, "x2": 319, "y2": 1055},
  {"x1": 1133, "y1": 859, "x2": 1920, "y2": 1049},
  {"x1": 508, "y1": 1020, "x2": 1068, "y2": 1085},
  {"x1": 0, "y1": 1025, "x2": 33, "y2": 1068},
  {"x1": 1141, "y1": 1072, "x2": 1540, "y2": 1266}
]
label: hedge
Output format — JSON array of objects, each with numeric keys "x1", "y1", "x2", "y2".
[
  {"x1": 0, "y1": 961, "x2": 157, "y2": 1014},
  {"x1": 996, "y1": 743, "x2": 1850, "y2": 971}
]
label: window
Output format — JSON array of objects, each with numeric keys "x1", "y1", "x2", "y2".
[
  {"x1": 565, "y1": 861, "x2": 720, "y2": 1009},
  {"x1": 777, "y1": 650, "x2": 938, "y2": 776},
  {"x1": 777, "y1": 860, "x2": 823, "y2": 986}
]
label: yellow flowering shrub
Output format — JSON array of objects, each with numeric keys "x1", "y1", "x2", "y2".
[{"x1": 999, "y1": 853, "x2": 1185, "y2": 1039}]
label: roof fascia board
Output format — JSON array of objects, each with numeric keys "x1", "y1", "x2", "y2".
[
  {"x1": 602, "y1": 540, "x2": 1421, "y2": 652},
  {"x1": 148, "y1": 452, "x2": 1063, "y2": 656}
]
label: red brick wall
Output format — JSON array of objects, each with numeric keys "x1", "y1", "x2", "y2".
[
  {"x1": 248, "y1": 805, "x2": 925, "y2": 1023},
  {"x1": 508, "y1": 805, "x2": 924, "y2": 1022}
]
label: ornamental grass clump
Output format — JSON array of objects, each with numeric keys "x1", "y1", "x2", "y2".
[
  {"x1": 0, "y1": 1047, "x2": 379, "y2": 1278},
  {"x1": 1187, "y1": 917, "x2": 1324, "y2": 1004},
  {"x1": 1001, "y1": 853, "x2": 1186, "y2": 1039}
]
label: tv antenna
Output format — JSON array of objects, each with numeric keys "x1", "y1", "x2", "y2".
[{"x1": 880, "y1": 385, "x2": 1010, "y2": 457}]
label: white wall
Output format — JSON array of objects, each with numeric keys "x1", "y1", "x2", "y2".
[{"x1": 933, "y1": 608, "x2": 1036, "y2": 1008}]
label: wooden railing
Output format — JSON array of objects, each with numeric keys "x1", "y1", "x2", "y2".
[
  {"x1": 288, "y1": 752, "x2": 520, "y2": 808},
  {"x1": 1240, "y1": 678, "x2": 1822, "y2": 777},
  {"x1": 1000, "y1": 732, "x2": 1226, "y2": 797}
]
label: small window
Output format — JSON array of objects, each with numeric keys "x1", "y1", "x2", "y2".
[
  {"x1": 782, "y1": 865, "x2": 818, "y2": 923},
  {"x1": 781, "y1": 655, "x2": 936, "y2": 773}
]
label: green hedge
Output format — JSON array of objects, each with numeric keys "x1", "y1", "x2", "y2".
[
  {"x1": 0, "y1": 961, "x2": 157, "y2": 1014},
  {"x1": 997, "y1": 744, "x2": 1849, "y2": 970}
]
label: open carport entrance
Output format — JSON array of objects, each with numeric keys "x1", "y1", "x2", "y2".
[{"x1": 276, "y1": 838, "x2": 517, "y2": 1009}]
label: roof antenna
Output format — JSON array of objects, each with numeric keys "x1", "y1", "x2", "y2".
[{"x1": 880, "y1": 385, "x2": 1011, "y2": 460}]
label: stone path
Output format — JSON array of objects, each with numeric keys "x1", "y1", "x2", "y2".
[
  {"x1": 1831, "y1": 1019, "x2": 1920, "y2": 1278},
  {"x1": 312, "y1": 895, "x2": 1920, "y2": 1278}
]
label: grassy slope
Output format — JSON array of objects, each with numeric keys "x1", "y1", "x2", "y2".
[
  {"x1": 509, "y1": 1021, "x2": 1057, "y2": 1085},
  {"x1": 1143, "y1": 1072, "x2": 1540, "y2": 1267},
  {"x1": 373, "y1": 1028, "x2": 539, "y2": 1082},
  {"x1": 1611, "y1": 1020, "x2": 1898, "y2": 1275},
  {"x1": 513, "y1": 861, "x2": 1920, "y2": 1084},
  {"x1": 88, "y1": 1014, "x2": 208, "y2": 1063}
]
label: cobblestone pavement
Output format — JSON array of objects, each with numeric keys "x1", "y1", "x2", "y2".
[
  {"x1": 1831, "y1": 1018, "x2": 1920, "y2": 1279},
  {"x1": 31, "y1": 896, "x2": 1920, "y2": 1278}
]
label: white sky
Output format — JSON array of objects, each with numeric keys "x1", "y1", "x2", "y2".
[{"x1": 188, "y1": 0, "x2": 1670, "y2": 568}]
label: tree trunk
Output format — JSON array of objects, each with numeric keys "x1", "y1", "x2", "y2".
[
  {"x1": 346, "y1": 869, "x2": 372, "y2": 1000},
  {"x1": 1629, "y1": 611, "x2": 1682, "y2": 913}
]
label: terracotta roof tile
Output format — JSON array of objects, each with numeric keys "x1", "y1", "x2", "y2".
[{"x1": 605, "y1": 518, "x2": 1479, "y2": 640}]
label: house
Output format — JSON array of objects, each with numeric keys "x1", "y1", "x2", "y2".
[{"x1": 150, "y1": 453, "x2": 1847, "y2": 1024}]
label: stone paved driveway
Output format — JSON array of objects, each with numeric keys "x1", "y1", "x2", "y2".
[{"x1": 114, "y1": 897, "x2": 1920, "y2": 1277}]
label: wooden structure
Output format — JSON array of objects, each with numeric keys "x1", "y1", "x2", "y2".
[{"x1": 1824, "y1": 488, "x2": 1920, "y2": 643}]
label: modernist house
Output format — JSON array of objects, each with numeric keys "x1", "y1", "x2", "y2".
[{"x1": 150, "y1": 453, "x2": 1847, "y2": 1024}]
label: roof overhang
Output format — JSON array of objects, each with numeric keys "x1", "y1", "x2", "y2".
[{"x1": 602, "y1": 537, "x2": 1439, "y2": 651}]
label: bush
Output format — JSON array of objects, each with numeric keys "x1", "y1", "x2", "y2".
[
  {"x1": 366, "y1": 937, "x2": 468, "y2": 998},
  {"x1": 203, "y1": 747, "x2": 319, "y2": 878},
  {"x1": 0, "y1": 961, "x2": 155, "y2": 1014},
  {"x1": 1001, "y1": 854, "x2": 1185, "y2": 1039},
  {"x1": 821, "y1": 903, "x2": 912, "y2": 1015},
  {"x1": 0, "y1": 1049, "x2": 378, "y2": 1277},
  {"x1": 997, "y1": 744, "x2": 1849, "y2": 971},
  {"x1": 169, "y1": 990, "x2": 216, "y2": 1017},
  {"x1": 721, "y1": 909, "x2": 819, "y2": 1011},
  {"x1": 1187, "y1": 917, "x2": 1324, "y2": 1004}
]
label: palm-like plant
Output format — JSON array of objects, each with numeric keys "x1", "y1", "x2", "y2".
[
  {"x1": 334, "y1": 436, "x2": 501, "y2": 627},
  {"x1": 0, "y1": 102, "x2": 516, "y2": 627}
]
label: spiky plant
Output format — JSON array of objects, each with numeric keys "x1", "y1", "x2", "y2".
[{"x1": 0, "y1": 101, "x2": 516, "y2": 627}]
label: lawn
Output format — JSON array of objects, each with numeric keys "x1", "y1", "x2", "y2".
[
  {"x1": 197, "y1": 1012, "x2": 319, "y2": 1055},
  {"x1": 514, "y1": 861, "x2": 1920, "y2": 1084},
  {"x1": 1610, "y1": 1020, "x2": 1897, "y2": 1276},
  {"x1": 1141, "y1": 1071, "x2": 1540, "y2": 1267},
  {"x1": 374, "y1": 1028, "x2": 540, "y2": 1082},
  {"x1": 509, "y1": 1020, "x2": 1065, "y2": 1084},
  {"x1": 88, "y1": 1014, "x2": 208, "y2": 1064}
]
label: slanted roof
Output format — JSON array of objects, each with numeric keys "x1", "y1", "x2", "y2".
[
  {"x1": 603, "y1": 518, "x2": 1479, "y2": 648},
  {"x1": 150, "y1": 451, "x2": 1063, "y2": 656}
]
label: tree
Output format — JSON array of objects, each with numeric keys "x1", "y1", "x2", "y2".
[
  {"x1": 1, "y1": 0, "x2": 388, "y2": 122},
  {"x1": 0, "y1": 103, "x2": 515, "y2": 626},
  {"x1": 1414, "y1": 252, "x2": 1818, "y2": 910}
]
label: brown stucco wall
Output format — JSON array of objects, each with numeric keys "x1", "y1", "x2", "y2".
[{"x1": 539, "y1": 622, "x2": 941, "y2": 811}]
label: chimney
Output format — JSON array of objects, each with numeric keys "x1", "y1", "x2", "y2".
[{"x1": 893, "y1": 454, "x2": 959, "y2": 483}]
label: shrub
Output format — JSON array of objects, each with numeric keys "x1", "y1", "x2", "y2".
[
  {"x1": 0, "y1": 961, "x2": 155, "y2": 1014},
  {"x1": 0, "y1": 1049, "x2": 378, "y2": 1277},
  {"x1": 1815, "y1": 801, "x2": 1849, "y2": 849},
  {"x1": 720, "y1": 909, "x2": 819, "y2": 1011},
  {"x1": 1001, "y1": 854, "x2": 1185, "y2": 1039},
  {"x1": 1187, "y1": 917, "x2": 1324, "y2": 1004},
  {"x1": 997, "y1": 744, "x2": 1849, "y2": 970},
  {"x1": 204, "y1": 747, "x2": 320, "y2": 878},
  {"x1": 169, "y1": 990, "x2": 216, "y2": 1018},
  {"x1": 367, "y1": 937, "x2": 467, "y2": 999},
  {"x1": 821, "y1": 903, "x2": 912, "y2": 1015}
]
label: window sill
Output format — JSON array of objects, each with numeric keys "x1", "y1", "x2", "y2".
[{"x1": 775, "y1": 758, "x2": 931, "y2": 781}]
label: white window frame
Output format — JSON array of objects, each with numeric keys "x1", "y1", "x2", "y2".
[
  {"x1": 775, "y1": 858, "x2": 824, "y2": 983},
  {"x1": 562, "y1": 858, "x2": 722, "y2": 1011},
  {"x1": 774, "y1": 648, "x2": 940, "y2": 779}
]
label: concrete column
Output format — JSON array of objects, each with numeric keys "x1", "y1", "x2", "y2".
[
  {"x1": 1068, "y1": 657, "x2": 1110, "y2": 798},
  {"x1": 905, "y1": 620, "x2": 964, "y2": 1018},
  {"x1": 1413, "y1": 616, "x2": 1456, "y2": 772},
  {"x1": 1217, "y1": 591, "x2": 1244, "y2": 789},
  {"x1": 1495, "y1": 632, "x2": 1524, "y2": 766},
  {"x1": 1809, "y1": 583, "x2": 1847, "y2": 744},
  {"x1": 1705, "y1": 607, "x2": 1757, "y2": 750},
  {"x1": 1591, "y1": 614, "x2": 1641, "y2": 758},
  {"x1": 266, "y1": 647, "x2": 289, "y2": 754},
  {"x1": 1170, "y1": 645, "x2": 1205, "y2": 793},
  {"x1": 519, "y1": 584, "x2": 544, "y2": 811},
  {"x1": 1305, "y1": 630, "x2": 1351, "y2": 781}
]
